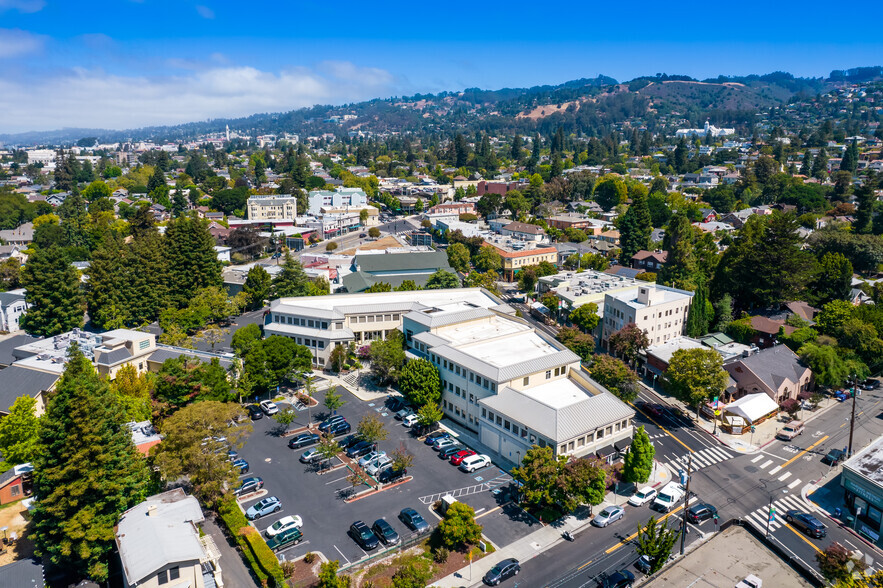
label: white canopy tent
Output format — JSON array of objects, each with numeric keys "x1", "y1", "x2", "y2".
[{"x1": 723, "y1": 393, "x2": 779, "y2": 424}]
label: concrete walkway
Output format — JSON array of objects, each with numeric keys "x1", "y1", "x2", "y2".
[
  {"x1": 429, "y1": 460, "x2": 672, "y2": 588},
  {"x1": 201, "y1": 513, "x2": 260, "y2": 587}
]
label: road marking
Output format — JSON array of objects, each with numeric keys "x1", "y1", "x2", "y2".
[
  {"x1": 576, "y1": 559, "x2": 593, "y2": 571},
  {"x1": 783, "y1": 523, "x2": 823, "y2": 553},
  {"x1": 760, "y1": 459, "x2": 774, "y2": 469},
  {"x1": 752, "y1": 455, "x2": 764, "y2": 463},
  {"x1": 627, "y1": 401, "x2": 694, "y2": 453},
  {"x1": 769, "y1": 466, "x2": 782, "y2": 475},
  {"x1": 781, "y1": 435, "x2": 829, "y2": 469},
  {"x1": 475, "y1": 505, "x2": 504, "y2": 520},
  {"x1": 606, "y1": 505, "x2": 684, "y2": 554},
  {"x1": 778, "y1": 471, "x2": 792, "y2": 481},
  {"x1": 325, "y1": 475, "x2": 350, "y2": 485},
  {"x1": 788, "y1": 479, "x2": 802, "y2": 489},
  {"x1": 333, "y1": 545, "x2": 351, "y2": 564}
]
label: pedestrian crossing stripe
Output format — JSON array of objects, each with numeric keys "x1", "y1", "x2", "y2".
[
  {"x1": 744, "y1": 494, "x2": 815, "y2": 533},
  {"x1": 668, "y1": 446, "x2": 734, "y2": 472}
]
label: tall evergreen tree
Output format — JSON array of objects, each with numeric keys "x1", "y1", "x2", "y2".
[
  {"x1": 840, "y1": 139, "x2": 859, "y2": 173},
  {"x1": 854, "y1": 183, "x2": 876, "y2": 234},
  {"x1": 147, "y1": 165, "x2": 166, "y2": 193},
  {"x1": 672, "y1": 138, "x2": 689, "y2": 174},
  {"x1": 31, "y1": 346, "x2": 151, "y2": 581},
  {"x1": 272, "y1": 253, "x2": 312, "y2": 298},
  {"x1": 510, "y1": 134, "x2": 523, "y2": 160},
  {"x1": 57, "y1": 191, "x2": 90, "y2": 250},
  {"x1": 799, "y1": 149, "x2": 813, "y2": 176},
  {"x1": 659, "y1": 212, "x2": 696, "y2": 288},
  {"x1": 127, "y1": 231, "x2": 169, "y2": 324},
  {"x1": 618, "y1": 185, "x2": 652, "y2": 261},
  {"x1": 20, "y1": 245, "x2": 84, "y2": 336},
  {"x1": 86, "y1": 234, "x2": 129, "y2": 329},
  {"x1": 812, "y1": 147, "x2": 828, "y2": 178},
  {"x1": 685, "y1": 278, "x2": 710, "y2": 337},
  {"x1": 164, "y1": 214, "x2": 222, "y2": 307},
  {"x1": 242, "y1": 265, "x2": 272, "y2": 310}
]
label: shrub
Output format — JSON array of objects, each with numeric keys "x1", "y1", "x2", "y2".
[
  {"x1": 433, "y1": 547, "x2": 449, "y2": 563},
  {"x1": 304, "y1": 552, "x2": 317, "y2": 564},
  {"x1": 217, "y1": 496, "x2": 285, "y2": 587},
  {"x1": 242, "y1": 527, "x2": 286, "y2": 587},
  {"x1": 281, "y1": 560, "x2": 297, "y2": 578}
]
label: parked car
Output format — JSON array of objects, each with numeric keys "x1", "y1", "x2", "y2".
[
  {"x1": 225, "y1": 449, "x2": 238, "y2": 461},
  {"x1": 247, "y1": 404, "x2": 263, "y2": 420},
  {"x1": 358, "y1": 450, "x2": 387, "y2": 468},
  {"x1": 402, "y1": 414, "x2": 421, "y2": 428},
  {"x1": 425, "y1": 431, "x2": 451, "y2": 445},
  {"x1": 786, "y1": 510, "x2": 827, "y2": 538},
  {"x1": 598, "y1": 569, "x2": 635, "y2": 588},
  {"x1": 266, "y1": 526, "x2": 303, "y2": 551},
  {"x1": 288, "y1": 433, "x2": 320, "y2": 449},
  {"x1": 776, "y1": 421, "x2": 805, "y2": 441},
  {"x1": 628, "y1": 487, "x2": 657, "y2": 507},
  {"x1": 735, "y1": 574, "x2": 763, "y2": 588},
  {"x1": 232, "y1": 458, "x2": 249, "y2": 474},
  {"x1": 450, "y1": 449, "x2": 477, "y2": 466},
  {"x1": 639, "y1": 401, "x2": 664, "y2": 418},
  {"x1": 399, "y1": 507, "x2": 429, "y2": 533},
  {"x1": 862, "y1": 379, "x2": 881, "y2": 390},
  {"x1": 822, "y1": 448, "x2": 847, "y2": 466},
  {"x1": 328, "y1": 421, "x2": 352, "y2": 436},
  {"x1": 834, "y1": 390, "x2": 850, "y2": 402},
  {"x1": 395, "y1": 407, "x2": 415, "y2": 421},
  {"x1": 246, "y1": 496, "x2": 281, "y2": 520},
  {"x1": 439, "y1": 445, "x2": 467, "y2": 460},
  {"x1": 372, "y1": 518, "x2": 400, "y2": 545},
  {"x1": 686, "y1": 503, "x2": 718, "y2": 524},
  {"x1": 634, "y1": 555, "x2": 652, "y2": 574},
  {"x1": 346, "y1": 440, "x2": 376, "y2": 459},
  {"x1": 386, "y1": 397, "x2": 409, "y2": 413},
  {"x1": 652, "y1": 482, "x2": 684, "y2": 513},
  {"x1": 483, "y1": 557, "x2": 520, "y2": 586},
  {"x1": 260, "y1": 400, "x2": 279, "y2": 415},
  {"x1": 459, "y1": 454, "x2": 492, "y2": 473},
  {"x1": 319, "y1": 415, "x2": 347, "y2": 432},
  {"x1": 365, "y1": 456, "x2": 392, "y2": 476},
  {"x1": 377, "y1": 466, "x2": 407, "y2": 483},
  {"x1": 266, "y1": 515, "x2": 303, "y2": 538},
  {"x1": 233, "y1": 476, "x2": 263, "y2": 496},
  {"x1": 592, "y1": 505, "x2": 625, "y2": 527},
  {"x1": 433, "y1": 438, "x2": 459, "y2": 452},
  {"x1": 340, "y1": 434, "x2": 362, "y2": 449},
  {"x1": 300, "y1": 448, "x2": 323, "y2": 463},
  {"x1": 349, "y1": 520, "x2": 379, "y2": 550}
]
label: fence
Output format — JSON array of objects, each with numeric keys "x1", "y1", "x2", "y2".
[{"x1": 338, "y1": 528, "x2": 433, "y2": 572}]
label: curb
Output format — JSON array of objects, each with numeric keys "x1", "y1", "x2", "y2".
[
  {"x1": 343, "y1": 476, "x2": 413, "y2": 503},
  {"x1": 803, "y1": 482, "x2": 883, "y2": 559}
]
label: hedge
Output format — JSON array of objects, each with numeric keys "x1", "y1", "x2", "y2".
[{"x1": 217, "y1": 496, "x2": 284, "y2": 587}]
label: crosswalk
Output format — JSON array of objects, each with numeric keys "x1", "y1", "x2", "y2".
[
  {"x1": 748, "y1": 454, "x2": 805, "y2": 490},
  {"x1": 667, "y1": 446, "x2": 735, "y2": 473},
  {"x1": 744, "y1": 493, "x2": 818, "y2": 533}
]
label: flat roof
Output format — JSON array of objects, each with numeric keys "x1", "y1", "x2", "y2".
[
  {"x1": 519, "y1": 378, "x2": 592, "y2": 410},
  {"x1": 271, "y1": 287, "x2": 503, "y2": 315},
  {"x1": 433, "y1": 315, "x2": 529, "y2": 347},
  {"x1": 844, "y1": 435, "x2": 883, "y2": 485},
  {"x1": 607, "y1": 283, "x2": 693, "y2": 308}
]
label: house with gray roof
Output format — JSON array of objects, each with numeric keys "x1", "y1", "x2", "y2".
[
  {"x1": 723, "y1": 345, "x2": 813, "y2": 403},
  {"x1": 0, "y1": 366, "x2": 59, "y2": 416},
  {"x1": 0, "y1": 289, "x2": 28, "y2": 333},
  {"x1": 115, "y1": 488, "x2": 222, "y2": 588},
  {"x1": 0, "y1": 222, "x2": 34, "y2": 246},
  {"x1": 0, "y1": 558, "x2": 44, "y2": 588},
  {"x1": 343, "y1": 250, "x2": 454, "y2": 293}
]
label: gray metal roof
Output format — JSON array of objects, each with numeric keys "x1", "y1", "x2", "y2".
[
  {"x1": 94, "y1": 347, "x2": 132, "y2": 366},
  {"x1": 0, "y1": 366, "x2": 59, "y2": 413},
  {"x1": 116, "y1": 489, "x2": 206, "y2": 585},
  {"x1": 726, "y1": 346, "x2": 809, "y2": 393},
  {"x1": 354, "y1": 250, "x2": 452, "y2": 273},
  {"x1": 433, "y1": 343, "x2": 580, "y2": 383},
  {"x1": 404, "y1": 307, "x2": 496, "y2": 329},
  {"x1": 0, "y1": 334, "x2": 40, "y2": 367},
  {"x1": 0, "y1": 291, "x2": 26, "y2": 306},
  {"x1": 265, "y1": 323, "x2": 354, "y2": 341},
  {"x1": 480, "y1": 386, "x2": 635, "y2": 442},
  {"x1": 0, "y1": 558, "x2": 44, "y2": 588}
]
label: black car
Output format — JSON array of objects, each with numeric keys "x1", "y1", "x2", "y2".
[
  {"x1": 340, "y1": 434, "x2": 362, "y2": 449},
  {"x1": 483, "y1": 558, "x2": 520, "y2": 586},
  {"x1": 424, "y1": 430, "x2": 450, "y2": 445},
  {"x1": 823, "y1": 448, "x2": 847, "y2": 466},
  {"x1": 862, "y1": 378, "x2": 881, "y2": 390},
  {"x1": 247, "y1": 404, "x2": 263, "y2": 420},
  {"x1": 349, "y1": 520, "x2": 379, "y2": 550},
  {"x1": 786, "y1": 510, "x2": 827, "y2": 538},
  {"x1": 288, "y1": 433, "x2": 320, "y2": 449},
  {"x1": 386, "y1": 396, "x2": 409, "y2": 413},
  {"x1": 686, "y1": 503, "x2": 718, "y2": 524},
  {"x1": 329, "y1": 421, "x2": 352, "y2": 436},
  {"x1": 377, "y1": 467, "x2": 406, "y2": 483},
  {"x1": 319, "y1": 415, "x2": 347, "y2": 432},
  {"x1": 372, "y1": 518, "x2": 400, "y2": 545},
  {"x1": 399, "y1": 507, "x2": 429, "y2": 533},
  {"x1": 439, "y1": 445, "x2": 465, "y2": 460},
  {"x1": 346, "y1": 440, "x2": 376, "y2": 458},
  {"x1": 598, "y1": 569, "x2": 635, "y2": 588}
]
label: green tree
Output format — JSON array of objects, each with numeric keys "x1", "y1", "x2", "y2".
[
  {"x1": 666, "y1": 348, "x2": 728, "y2": 412},
  {"x1": 447, "y1": 242, "x2": 471, "y2": 273},
  {"x1": 317, "y1": 560, "x2": 351, "y2": 588},
  {"x1": 153, "y1": 401, "x2": 250, "y2": 506},
  {"x1": 324, "y1": 387, "x2": 346, "y2": 414},
  {"x1": 659, "y1": 212, "x2": 695, "y2": 288},
  {"x1": 165, "y1": 214, "x2": 222, "y2": 307},
  {"x1": 231, "y1": 322, "x2": 263, "y2": 356},
  {"x1": 798, "y1": 343, "x2": 867, "y2": 388},
  {"x1": 854, "y1": 183, "x2": 876, "y2": 235},
  {"x1": 426, "y1": 269, "x2": 460, "y2": 289},
  {"x1": 473, "y1": 245, "x2": 503, "y2": 272},
  {"x1": 397, "y1": 358, "x2": 441, "y2": 406},
  {"x1": 0, "y1": 396, "x2": 40, "y2": 470},
  {"x1": 109, "y1": 364, "x2": 153, "y2": 422},
  {"x1": 619, "y1": 186, "x2": 652, "y2": 260},
  {"x1": 395, "y1": 280, "x2": 419, "y2": 291},
  {"x1": 622, "y1": 426, "x2": 655, "y2": 484},
  {"x1": 560, "y1": 458, "x2": 607, "y2": 511},
  {"x1": 86, "y1": 233, "x2": 130, "y2": 329},
  {"x1": 148, "y1": 165, "x2": 166, "y2": 192},
  {"x1": 153, "y1": 356, "x2": 233, "y2": 410},
  {"x1": 31, "y1": 347, "x2": 151, "y2": 581},
  {"x1": 568, "y1": 302, "x2": 600, "y2": 332},
  {"x1": 594, "y1": 174, "x2": 628, "y2": 211},
  {"x1": 417, "y1": 403, "x2": 444, "y2": 431},
  {"x1": 391, "y1": 562, "x2": 432, "y2": 588},
  {"x1": 365, "y1": 282, "x2": 392, "y2": 293},
  {"x1": 127, "y1": 230, "x2": 169, "y2": 324},
  {"x1": 368, "y1": 331, "x2": 406, "y2": 384},
  {"x1": 685, "y1": 279, "x2": 710, "y2": 337},
  {"x1": 316, "y1": 432, "x2": 343, "y2": 464},
  {"x1": 635, "y1": 516, "x2": 681, "y2": 574},
  {"x1": 811, "y1": 252, "x2": 853, "y2": 306},
  {"x1": 437, "y1": 502, "x2": 483, "y2": 549},
  {"x1": 81, "y1": 180, "x2": 112, "y2": 201},
  {"x1": 244, "y1": 336, "x2": 312, "y2": 392},
  {"x1": 816, "y1": 542, "x2": 867, "y2": 584},
  {"x1": 242, "y1": 265, "x2": 272, "y2": 310},
  {"x1": 357, "y1": 414, "x2": 388, "y2": 445},
  {"x1": 368, "y1": 226, "x2": 381, "y2": 238},
  {"x1": 817, "y1": 299, "x2": 855, "y2": 336},
  {"x1": 556, "y1": 326, "x2": 595, "y2": 361},
  {"x1": 20, "y1": 245, "x2": 84, "y2": 336},
  {"x1": 712, "y1": 294, "x2": 734, "y2": 332},
  {"x1": 608, "y1": 323, "x2": 650, "y2": 365},
  {"x1": 511, "y1": 445, "x2": 564, "y2": 508},
  {"x1": 799, "y1": 149, "x2": 813, "y2": 176},
  {"x1": 589, "y1": 354, "x2": 639, "y2": 402}
]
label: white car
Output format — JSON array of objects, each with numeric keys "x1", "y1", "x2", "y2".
[
  {"x1": 358, "y1": 450, "x2": 387, "y2": 468},
  {"x1": 265, "y1": 515, "x2": 304, "y2": 538},
  {"x1": 628, "y1": 487, "x2": 658, "y2": 507},
  {"x1": 459, "y1": 454, "x2": 491, "y2": 473},
  {"x1": 260, "y1": 400, "x2": 279, "y2": 415},
  {"x1": 402, "y1": 414, "x2": 421, "y2": 428},
  {"x1": 365, "y1": 456, "x2": 392, "y2": 476}
]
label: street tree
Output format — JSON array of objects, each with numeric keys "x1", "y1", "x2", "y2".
[
  {"x1": 357, "y1": 414, "x2": 388, "y2": 444},
  {"x1": 153, "y1": 401, "x2": 250, "y2": 506},
  {"x1": 666, "y1": 348, "x2": 729, "y2": 413},
  {"x1": 0, "y1": 396, "x2": 40, "y2": 470},
  {"x1": 20, "y1": 245, "x2": 84, "y2": 336},
  {"x1": 390, "y1": 443, "x2": 415, "y2": 472},
  {"x1": 368, "y1": 331, "x2": 406, "y2": 384},
  {"x1": 816, "y1": 542, "x2": 867, "y2": 584},
  {"x1": 426, "y1": 269, "x2": 460, "y2": 289},
  {"x1": 473, "y1": 246, "x2": 503, "y2": 272},
  {"x1": 324, "y1": 387, "x2": 346, "y2": 414},
  {"x1": 417, "y1": 403, "x2": 444, "y2": 432},
  {"x1": 447, "y1": 242, "x2": 471, "y2": 273},
  {"x1": 622, "y1": 426, "x2": 655, "y2": 484},
  {"x1": 589, "y1": 354, "x2": 639, "y2": 402},
  {"x1": 609, "y1": 323, "x2": 650, "y2": 365},
  {"x1": 316, "y1": 433, "x2": 343, "y2": 464},
  {"x1": 31, "y1": 347, "x2": 151, "y2": 582},
  {"x1": 274, "y1": 407, "x2": 297, "y2": 434},
  {"x1": 635, "y1": 516, "x2": 681, "y2": 575},
  {"x1": 242, "y1": 265, "x2": 272, "y2": 310},
  {"x1": 560, "y1": 458, "x2": 607, "y2": 511},
  {"x1": 512, "y1": 445, "x2": 565, "y2": 508},
  {"x1": 556, "y1": 326, "x2": 595, "y2": 361},
  {"x1": 437, "y1": 502, "x2": 483, "y2": 549},
  {"x1": 569, "y1": 302, "x2": 600, "y2": 332},
  {"x1": 398, "y1": 358, "x2": 442, "y2": 406}
]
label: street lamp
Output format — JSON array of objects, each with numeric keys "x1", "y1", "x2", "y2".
[{"x1": 848, "y1": 374, "x2": 859, "y2": 457}]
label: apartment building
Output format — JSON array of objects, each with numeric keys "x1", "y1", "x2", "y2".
[
  {"x1": 601, "y1": 283, "x2": 694, "y2": 347},
  {"x1": 483, "y1": 234, "x2": 558, "y2": 282},
  {"x1": 307, "y1": 187, "x2": 368, "y2": 215},
  {"x1": 538, "y1": 270, "x2": 642, "y2": 315},
  {"x1": 246, "y1": 194, "x2": 297, "y2": 223}
]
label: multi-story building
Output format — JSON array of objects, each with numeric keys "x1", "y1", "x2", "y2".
[
  {"x1": 403, "y1": 307, "x2": 634, "y2": 466},
  {"x1": 483, "y1": 235, "x2": 558, "y2": 282},
  {"x1": 538, "y1": 270, "x2": 643, "y2": 316},
  {"x1": 0, "y1": 289, "x2": 28, "y2": 332},
  {"x1": 307, "y1": 187, "x2": 368, "y2": 215},
  {"x1": 601, "y1": 283, "x2": 694, "y2": 347},
  {"x1": 246, "y1": 194, "x2": 297, "y2": 223}
]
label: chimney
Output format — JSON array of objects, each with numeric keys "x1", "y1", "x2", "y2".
[{"x1": 147, "y1": 505, "x2": 158, "y2": 517}]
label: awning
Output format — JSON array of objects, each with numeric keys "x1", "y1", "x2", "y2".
[
  {"x1": 614, "y1": 439, "x2": 632, "y2": 452},
  {"x1": 596, "y1": 444, "x2": 616, "y2": 458}
]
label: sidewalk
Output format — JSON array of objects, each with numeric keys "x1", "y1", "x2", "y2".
[{"x1": 429, "y1": 460, "x2": 672, "y2": 588}]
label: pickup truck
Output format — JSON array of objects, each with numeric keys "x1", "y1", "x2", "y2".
[{"x1": 652, "y1": 482, "x2": 685, "y2": 513}]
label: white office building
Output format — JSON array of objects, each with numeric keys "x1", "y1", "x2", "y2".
[
  {"x1": 307, "y1": 187, "x2": 368, "y2": 215},
  {"x1": 601, "y1": 283, "x2": 694, "y2": 347},
  {"x1": 246, "y1": 194, "x2": 297, "y2": 223}
]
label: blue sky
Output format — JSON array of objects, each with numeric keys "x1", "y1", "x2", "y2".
[{"x1": 1, "y1": 0, "x2": 882, "y2": 133}]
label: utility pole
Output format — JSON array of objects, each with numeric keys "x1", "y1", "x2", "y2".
[
  {"x1": 679, "y1": 452, "x2": 693, "y2": 555},
  {"x1": 848, "y1": 375, "x2": 858, "y2": 457}
]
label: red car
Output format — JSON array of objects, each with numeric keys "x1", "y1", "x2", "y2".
[
  {"x1": 449, "y1": 449, "x2": 477, "y2": 466},
  {"x1": 640, "y1": 401, "x2": 664, "y2": 418}
]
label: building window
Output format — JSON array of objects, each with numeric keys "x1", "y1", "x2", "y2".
[
  {"x1": 496, "y1": 415, "x2": 502, "y2": 426},
  {"x1": 523, "y1": 377, "x2": 529, "y2": 386},
  {"x1": 504, "y1": 420, "x2": 510, "y2": 431},
  {"x1": 469, "y1": 394, "x2": 475, "y2": 403},
  {"x1": 10, "y1": 485, "x2": 20, "y2": 497},
  {"x1": 469, "y1": 372, "x2": 474, "y2": 382},
  {"x1": 615, "y1": 423, "x2": 620, "y2": 432},
  {"x1": 482, "y1": 408, "x2": 487, "y2": 418},
  {"x1": 577, "y1": 437, "x2": 585, "y2": 447},
  {"x1": 546, "y1": 370, "x2": 551, "y2": 379},
  {"x1": 568, "y1": 441, "x2": 574, "y2": 451},
  {"x1": 521, "y1": 428, "x2": 528, "y2": 439},
  {"x1": 560, "y1": 444, "x2": 567, "y2": 454}
]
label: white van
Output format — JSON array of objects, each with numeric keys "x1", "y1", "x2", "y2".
[
  {"x1": 459, "y1": 454, "x2": 491, "y2": 473},
  {"x1": 652, "y1": 481, "x2": 684, "y2": 513}
]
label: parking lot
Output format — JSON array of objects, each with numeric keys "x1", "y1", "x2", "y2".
[{"x1": 233, "y1": 385, "x2": 540, "y2": 567}]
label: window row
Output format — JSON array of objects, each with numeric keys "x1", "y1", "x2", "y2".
[
  {"x1": 352, "y1": 313, "x2": 400, "y2": 324},
  {"x1": 278, "y1": 315, "x2": 329, "y2": 330},
  {"x1": 433, "y1": 355, "x2": 496, "y2": 392}
]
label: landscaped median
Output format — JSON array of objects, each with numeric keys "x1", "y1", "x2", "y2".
[{"x1": 218, "y1": 495, "x2": 287, "y2": 587}]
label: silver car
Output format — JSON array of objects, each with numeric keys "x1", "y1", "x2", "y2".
[{"x1": 592, "y1": 505, "x2": 625, "y2": 527}]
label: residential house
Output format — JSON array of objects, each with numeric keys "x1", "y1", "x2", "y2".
[
  {"x1": 0, "y1": 289, "x2": 28, "y2": 332},
  {"x1": 115, "y1": 488, "x2": 223, "y2": 588},
  {"x1": 128, "y1": 421, "x2": 162, "y2": 456},
  {"x1": 0, "y1": 558, "x2": 44, "y2": 588},
  {"x1": 0, "y1": 244, "x2": 26, "y2": 264},
  {"x1": 723, "y1": 345, "x2": 813, "y2": 403},
  {"x1": 747, "y1": 316, "x2": 795, "y2": 349},
  {"x1": 0, "y1": 222, "x2": 34, "y2": 246},
  {"x1": 631, "y1": 250, "x2": 668, "y2": 272},
  {"x1": 0, "y1": 463, "x2": 31, "y2": 505},
  {"x1": 596, "y1": 229, "x2": 620, "y2": 245},
  {"x1": 698, "y1": 208, "x2": 718, "y2": 223}
]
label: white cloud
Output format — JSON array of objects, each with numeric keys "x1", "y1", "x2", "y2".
[
  {"x1": 195, "y1": 4, "x2": 214, "y2": 19},
  {"x1": 0, "y1": 62, "x2": 398, "y2": 133},
  {"x1": 0, "y1": 0, "x2": 44, "y2": 13},
  {"x1": 0, "y1": 28, "x2": 45, "y2": 58}
]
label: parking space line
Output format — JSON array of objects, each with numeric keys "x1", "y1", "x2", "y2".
[
  {"x1": 333, "y1": 545, "x2": 351, "y2": 564},
  {"x1": 475, "y1": 505, "x2": 504, "y2": 520},
  {"x1": 325, "y1": 475, "x2": 350, "y2": 485}
]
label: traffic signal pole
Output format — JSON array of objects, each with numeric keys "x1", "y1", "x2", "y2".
[{"x1": 679, "y1": 452, "x2": 693, "y2": 555}]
